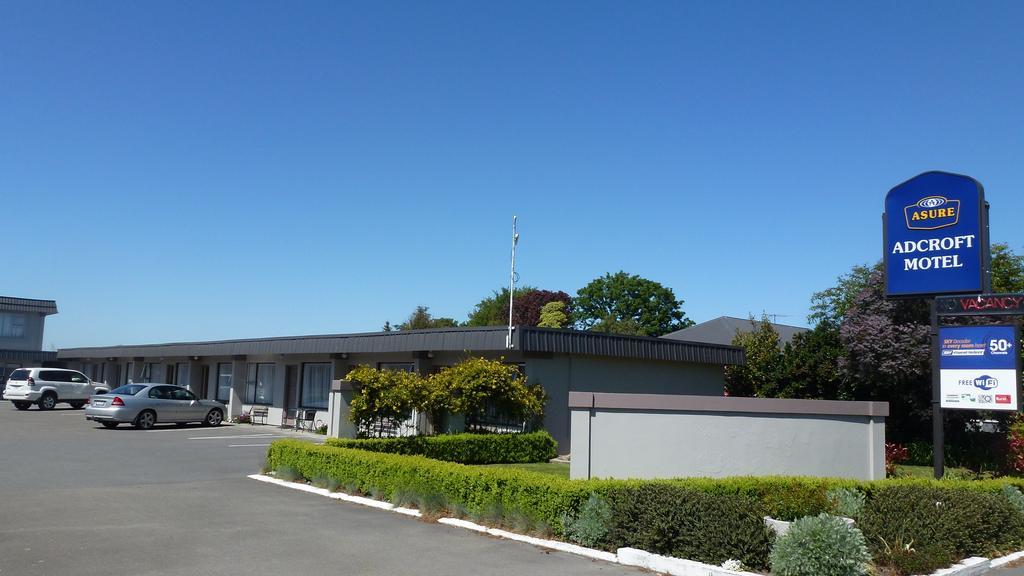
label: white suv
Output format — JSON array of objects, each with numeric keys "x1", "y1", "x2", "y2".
[{"x1": 3, "y1": 368, "x2": 110, "y2": 411}]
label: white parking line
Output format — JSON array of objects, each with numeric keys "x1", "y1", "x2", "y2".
[
  {"x1": 228, "y1": 444, "x2": 272, "y2": 447},
  {"x1": 188, "y1": 434, "x2": 279, "y2": 440}
]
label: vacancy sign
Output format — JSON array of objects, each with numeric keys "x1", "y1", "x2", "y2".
[{"x1": 940, "y1": 325, "x2": 1020, "y2": 411}]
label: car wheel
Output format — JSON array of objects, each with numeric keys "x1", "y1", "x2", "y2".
[
  {"x1": 13, "y1": 401, "x2": 31, "y2": 411},
  {"x1": 204, "y1": 409, "x2": 223, "y2": 427},
  {"x1": 134, "y1": 410, "x2": 157, "y2": 430},
  {"x1": 69, "y1": 401, "x2": 86, "y2": 409},
  {"x1": 101, "y1": 421, "x2": 119, "y2": 429},
  {"x1": 38, "y1": 393, "x2": 57, "y2": 411}
]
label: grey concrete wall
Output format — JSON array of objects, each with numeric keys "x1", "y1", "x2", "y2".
[
  {"x1": 570, "y1": 393, "x2": 887, "y2": 480},
  {"x1": 527, "y1": 355, "x2": 726, "y2": 455},
  {"x1": 0, "y1": 312, "x2": 46, "y2": 351}
]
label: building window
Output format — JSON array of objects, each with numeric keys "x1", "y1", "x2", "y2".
[
  {"x1": 175, "y1": 363, "x2": 189, "y2": 388},
  {"x1": 245, "y1": 363, "x2": 275, "y2": 405},
  {"x1": 378, "y1": 362, "x2": 414, "y2": 372},
  {"x1": 300, "y1": 363, "x2": 331, "y2": 409},
  {"x1": 0, "y1": 313, "x2": 26, "y2": 338},
  {"x1": 141, "y1": 363, "x2": 162, "y2": 383},
  {"x1": 125, "y1": 362, "x2": 134, "y2": 384},
  {"x1": 217, "y1": 363, "x2": 232, "y2": 403}
]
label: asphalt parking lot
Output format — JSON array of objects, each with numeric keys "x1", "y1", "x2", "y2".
[{"x1": 0, "y1": 403, "x2": 637, "y2": 576}]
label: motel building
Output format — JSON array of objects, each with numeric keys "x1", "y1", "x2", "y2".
[{"x1": 57, "y1": 326, "x2": 742, "y2": 449}]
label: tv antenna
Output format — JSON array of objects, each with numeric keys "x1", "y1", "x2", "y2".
[{"x1": 506, "y1": 216, "x2": 519, "y2": 349}]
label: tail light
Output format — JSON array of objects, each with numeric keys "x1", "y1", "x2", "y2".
[
  {"x1": 27, "y1": 377, "x2": 35, "y2": 388},
  {"x1": 111, "y1": 397, "x2": 125, "y2": 406}
]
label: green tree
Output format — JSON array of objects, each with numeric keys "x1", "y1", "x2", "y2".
[
  {"x1": 781, "y1": 323, "x2": 843, "y2": 400},
  {"x1": 573, "y1": 271, "x2": 693, "y2": 337},
  {"x1": 538, "y1": 301, "x2": 570, "y2": 328},
  {"x1": 347, "y1": 365, "x2": 427, "y2": 432},
  {"x1": 465, "y1": 286, "x2": 537, "y2": 326},
  {"x1": 991, "y1": 243, "x2": 1024, "y2": 293},
  {"x1": 808, "y1": 263, "x2": 878, "y2": 327},
  {"x1": 396, "y1": 306, "x2": 460, "y2": 330},
  {"x1": 724, "y1": 315, "x2": 786, "y2": 397},
  {"x1": 429, "y1": 357, "x2": 546, "y2": 422}
]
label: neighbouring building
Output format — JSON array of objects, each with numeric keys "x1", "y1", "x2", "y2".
[
  {"x1": 662, "y1": 315, "x2": 809, "y2": 347},
  {"x1": 57, "y1": 326, "x2": 743, "y2": 450},
  {"x1": 1, "y1": 297, "x2": 59, "y2": 386}
]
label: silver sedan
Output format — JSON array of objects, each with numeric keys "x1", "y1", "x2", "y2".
[{"x1": 85, "y1": 384, "x2": 226, "y2": 429}]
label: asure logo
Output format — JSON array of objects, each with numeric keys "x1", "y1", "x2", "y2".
[
  {"x1": 974, "y1": 375, "x2": 999, "y2": 391},
  {"x1": 996, "y1": 395, "x2": 1012, "y2": 404},
  {"x1": 904, "y1": 196, "x2": 960, "y2": 230}
]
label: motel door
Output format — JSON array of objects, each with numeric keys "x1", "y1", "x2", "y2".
[{"x1": 283, "y1": 365, "x2": 299, "y2": 413}]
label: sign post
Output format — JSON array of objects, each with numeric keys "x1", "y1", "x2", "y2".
[{"x1": 884, "y1": 171, "x2": 991, "y2": 479}]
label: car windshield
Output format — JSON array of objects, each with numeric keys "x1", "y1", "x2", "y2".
[{"x1": 108, "y1": 384, "x2": 147, "y2": 396}]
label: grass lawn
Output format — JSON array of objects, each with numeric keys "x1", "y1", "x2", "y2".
[
  {"x1": 894, "y1": 464, "x2": 976, "y2": 479},
  {"x1": 480, "y1": 462, "x2": 570, "y2": 478}
]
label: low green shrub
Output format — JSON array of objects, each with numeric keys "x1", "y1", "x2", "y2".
[
  {"x1": 275, "y1": 465, "x2": 301, "y2": 482},
  {"x1": 858, "y1": 484, "x2": 1024, "y2": 574},
  {"x1": 562, "y1": 493, "x2": 612, "y2": 547},
  {"x1": 769, "y1": 513, "x2": 870, "y2": 576},
  {"x1": 872, "y1": 536, "x2": 956, "y2": 576},
  {"x1": 325, "y1": 431, "x2": 557, "y2": 464},
  {"x1": 267, "y1": 439, "x2": 593, "y2": 532},
  {"x1": 602, "y1": 483, "x2": 774, "y2": 570},
  {"x1": 658, "y1": 476, "x2": 847, "y2": 520},
  {"x1": 312, "y1": 474, "x2": 341, "y2": 491},
  {"x1": 827, "y1": 487, "x2": 866, "y2": 519},
  {"x1": 1004, "y1": 485, "x2": 1024, "y2": 515}
]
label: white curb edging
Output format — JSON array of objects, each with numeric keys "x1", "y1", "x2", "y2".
[
  {"x1": 916, "y1": 556, "x2": 989, "y2": 576},
  {"x1": 991, "y1": 550, "x2": 1024, "y2": 569},
  {"x1": 486, "y1": 527, "x2": 617, "y2": 563},
  {"x1": 437, "y1": 517, "x2": 489, "y2": 533},
  {"x1": 617, "y1": 548, "x2": 761, "y2": 576}
]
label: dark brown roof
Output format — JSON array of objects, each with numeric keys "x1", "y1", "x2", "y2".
[
  {"x1": 0, "y1": 297, "x2": 58, "y2": 316},
  {"x1": 58, "y1": 326, "x2": 744, "y2": 366}
]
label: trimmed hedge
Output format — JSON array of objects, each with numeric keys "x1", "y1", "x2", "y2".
[
  {"x1": 603, "y1": 483, "x2": 773, "y2": 570},
  {"x1": 266, "y1": 440, "x2": 1024, "y2": 575},
  {"x1": 858, "y1": 483, "x2": 1024, "y2": 574},
  {"x1": 324, "y1": 431, "x2": 557, "y2": 464},
  {"x1": 268, "y1": 439, "x2": 593, "y2": 532}
]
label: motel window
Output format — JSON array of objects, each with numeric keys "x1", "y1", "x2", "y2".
[
  {"x1": 245, "y1": 363, "x2": 275, "y2": 405},
  {"x1": 300, "y1": 363, "x2": 331, "y2": 409},
  {"x1": 217, "y1": 363, "x2": 232, "y2": 403},
  {"x1": 0, "y1": 313, "x2": 26, "y2": 338},
  {"x1": 175, "y1": 363, "x2": 189, "y2": 388},
  {"x1": 141, "y1": 363, "x2": 162, "y2": 383}
]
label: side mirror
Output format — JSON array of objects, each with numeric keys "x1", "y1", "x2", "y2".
[{"x1": 190, "y1": 400, "x2": 199, "y2": 406}]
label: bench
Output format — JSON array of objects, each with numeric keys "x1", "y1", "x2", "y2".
[{"x1": 249, "y1": 406, "x2": 269, "y2": 426}]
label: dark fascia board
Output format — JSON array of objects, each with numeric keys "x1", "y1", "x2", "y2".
[
  {"x1": 0, "y1": 297, "x2": 58, "y2": 316},
  {"x1": 58, "y1": 326, "x2": 743, "y2": 366},
  {"x1": 569, "y1": 392, "x2": 889, "y2": 418},
  {"x1": 0, "y1": 349, "x2": 59, "y2": 362}
]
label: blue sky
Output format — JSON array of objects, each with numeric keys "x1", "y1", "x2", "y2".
[{"x1": 3, "y1": 1, "x2": 1023, "y2": 349}]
